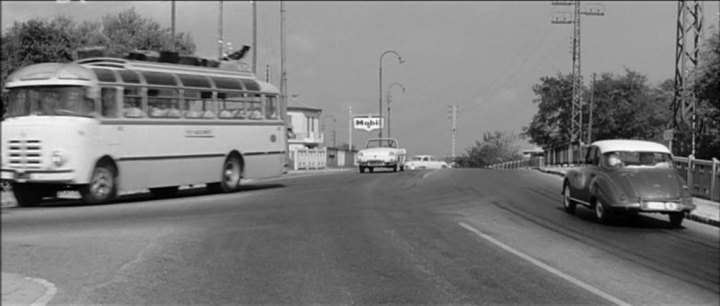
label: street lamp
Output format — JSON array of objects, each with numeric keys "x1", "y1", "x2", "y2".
[
  {"x1": 379, "y1": 50, "x2": 404, "y2": 138},
  {"x1": 386, "y1": 82, "x2": 405, "y2": 139}
]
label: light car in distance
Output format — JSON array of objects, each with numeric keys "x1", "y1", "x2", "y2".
[
  {"x1": 562, "y1": 139, "x2": 695, "y2": 228},
  {"x1": 404, "y1": 155, "x2": 449, "y2": 170},
  {"x1": 357, "y1": 138, "x2": 406, "y2": 173}
]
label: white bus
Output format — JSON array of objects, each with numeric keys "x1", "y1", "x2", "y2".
[{"x1": 1, "y1": 55, "x2": 287, "y2": 206}]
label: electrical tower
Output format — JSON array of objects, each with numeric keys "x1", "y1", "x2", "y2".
[
  {"x1": 449, "y1": 105, "x2": 459, "y2": 160},
  {"x1": 551, "y1": 1, "x2": 604, "y2": 150},
  {"x1": 673, "y1": 0, "x2": 703, "y2": 156}
]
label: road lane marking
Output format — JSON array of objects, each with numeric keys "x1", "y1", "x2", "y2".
[
  {"x1": 26, "y1": 276, "x2": 57, "y2": 306},
  {"x1": 458, "y1": 222, "x2": 632, "y2": 306},
  {"x1": 422, "y1": 170, "x2": 438, "y2": 179}
]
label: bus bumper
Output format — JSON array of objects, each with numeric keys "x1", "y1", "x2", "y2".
[{"x1": 1, "y1": 168, "x2": 76, "y2": 184}]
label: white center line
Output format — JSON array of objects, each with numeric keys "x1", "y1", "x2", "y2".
[{"x1": 458, "y1": 222, "x2": 632, "y2": 306}]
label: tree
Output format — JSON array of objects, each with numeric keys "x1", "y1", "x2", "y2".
[
  {"x1": 454, "y1": 131, "x2": 522, "y2": 168},
  {"x1": 521, "y1": 73, "x2": 575, "y2": 149},
  {"x1": 689, "y1": 30, "x2": 720, "y2": 159},
  {"x1": 100, "y1": 8, "x2": 195, "y2": 57},
  {"x1": 588, "y1": 68, "x2": 672, "y2": 143},
  {"x1": 523, "y1": 69, "x2": 674, "y2": 151},
  {"x1": 1, "y1": 8, "x2": 196, "y2": 118}
]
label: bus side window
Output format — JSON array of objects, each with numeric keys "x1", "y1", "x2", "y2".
[
  {"x1": 148, "y1": 88, "x2": 179, "y2": 118},
  {"x1": 265, "y1": 95, "x2": 279, "y2": 119},
  {"x1": 218, "y1": 92, "x2": 244, "y2": 119},
  {"x1": 201, "y1": 91, "x2": 215, "y2": 118},
  {"x1": 123, "y1": 87, "x2": 143, "y2": 118},
  {"x1": 101, "y1": 87, "x2": 118, "y2": 118},
  {"x1": 248, "y1": 93, "x2": 263, "y2": 119},
  {"x1": 183, "y1": 90, "x2": 203, "y2": 118}
]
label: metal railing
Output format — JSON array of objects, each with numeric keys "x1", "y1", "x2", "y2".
[
  {"x1": 288, "y1": 148, "x2": 327, "y2": 170},
  {"x1": 490, "y1": 143, "x2": 719, "y2": 202}
]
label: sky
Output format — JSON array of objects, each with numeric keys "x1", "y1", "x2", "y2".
[{"x1": 3, "y1": 1, "x2": 720, "y2": 158}]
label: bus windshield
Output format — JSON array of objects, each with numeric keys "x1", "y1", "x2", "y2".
[{"x1": 5, "y1": 86, "x2": 95, "y2": 118}]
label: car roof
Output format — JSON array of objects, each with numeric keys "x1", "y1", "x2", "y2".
[{"x1": 592, "y1": 139, "x2": 671, "y2": 154}]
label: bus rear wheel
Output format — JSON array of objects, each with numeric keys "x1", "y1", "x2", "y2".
[
  {"x1": 209, "y1": 154, "x2": 243, "y2": 193},
  {"x1": 80, "y1": 162, "x2": 117, "y2": 204}
]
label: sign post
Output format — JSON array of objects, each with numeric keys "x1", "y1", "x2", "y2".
[{"x1": 663, "y1": 129, "x2": 674, "y2": 153}]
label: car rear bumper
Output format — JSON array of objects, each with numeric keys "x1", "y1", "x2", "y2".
[{"x1": 608, "y1": 200, "x2": 696, "y2": 214}]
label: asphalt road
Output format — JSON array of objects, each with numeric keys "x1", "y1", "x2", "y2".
[{"x1": 2, "y1": 168, "x2": 718, "y2": 305}]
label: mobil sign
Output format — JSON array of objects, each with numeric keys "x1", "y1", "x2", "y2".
[{"x1": 353, "y1": 116, "x2": 384, "y2": 132}]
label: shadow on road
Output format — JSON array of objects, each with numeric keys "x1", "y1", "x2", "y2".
[
  {"x1": 554, "y1": 206, "x2": 686, "y2": 229},
  {"x1": 9, "y1": 183, "x2": 286, "y2": 209}
]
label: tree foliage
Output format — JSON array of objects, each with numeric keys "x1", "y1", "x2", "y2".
[
  {"x1": 588, "y1": 69, "x2": 672, "y2": 143},
  {"x1": 523, "y1": 28, "x2": 719, "y2": 159},
  {"x1": 454, "y1": 131, "x2": 522, "y2": 168},
  {"x1": 523, "y1": 69, "x2": 673, "y2": 150},
  {"x1": 687, "y1": 31, "x2": 720, "y2": 159},
  {"x1": 521, "y1": 73, "x2": 575, "y2": 149},
  {"x1": 1, "y1": 8, "x2": 196, "y2": 118}
]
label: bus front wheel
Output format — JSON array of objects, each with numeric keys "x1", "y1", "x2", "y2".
[{"x1": 80, "y1": 162, "x2": 117, "y2": 204}]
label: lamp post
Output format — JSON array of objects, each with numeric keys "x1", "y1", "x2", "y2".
[
  {"x1": 386, "y1": 82, "x2": 405, "y2": 139},
  {"x1": 379, "y1": 50, "x2": 404, "y2": 138}
]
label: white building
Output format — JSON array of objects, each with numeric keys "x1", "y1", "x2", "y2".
[
  {"x1": 286, "y1": 96, "x2": 326, "y2": 169},
  {"x1": 287, "y1": 96, "x2": 323, "y2": 150}
]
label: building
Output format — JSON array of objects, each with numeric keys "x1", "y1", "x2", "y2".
[
  {"x1": 287, "y1": 95, "x2": 323, "y2": 150},
  {"x1": 286, "y1": 96, "x2": 326, "y2": 170}
]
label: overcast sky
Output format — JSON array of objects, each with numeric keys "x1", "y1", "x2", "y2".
[{"x1": 3, "y1": 1, "x2": 720, "y2": 157}]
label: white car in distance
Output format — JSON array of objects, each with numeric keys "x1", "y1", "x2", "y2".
[
  {"x1": 357, "y1": 138, "x2": 407, "y2": 173},
  {"x1": 404, "y1": 155, "x2": 449, "y2": 170}
]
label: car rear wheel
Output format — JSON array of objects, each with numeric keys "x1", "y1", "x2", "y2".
[
  {"x1": 594, "y1": 198, "x2": 612, "y2": 224},
  {"x1": 669, "y1": 212, "x2": 684, "y2": 228},
  {"x1": 562, "y1": 183, "x2": 576, "y2": 214},
  {"x1": 359, "y1": 166, "x2": 365, "y2": 173}
]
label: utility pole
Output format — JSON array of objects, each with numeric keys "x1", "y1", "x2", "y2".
[
  {"x1": 280, "y1": 1, "x2": 289, "y2": 166},
  {"x1": 171, "y1": 1, "x2": 175, "y2": 51},
  {"x1": 218, "y1": 1, "x2": 223, "y2": 61},
  {"x1": 673, "y1": 0, "x2": 703, "y2": 156},
  {"x1": 348, "y1": 106, "x2": 353, "y2": 152},
  {"x1": 252, "y1": 0, "x2": 257, "y2": 74},
  {"x1": 551, "y1": 0, "x2": 604, "y2": 162},
  {"x1": 449, "y1": 105, "x2": 459, "y2": 160},
  {"x1": 587, "y1": 73, "x2": 595, "y2": 144}
]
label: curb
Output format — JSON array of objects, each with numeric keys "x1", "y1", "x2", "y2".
[{"x1": 534, "y1": 167, "x2": 720, "y2": 228}]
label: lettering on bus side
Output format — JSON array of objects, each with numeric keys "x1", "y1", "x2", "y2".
[{"x1": 185, "y1": 128, "x2": 214, "y2": 138}]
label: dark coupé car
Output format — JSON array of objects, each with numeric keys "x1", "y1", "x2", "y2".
[{"x1": 562, "y1": 140, "x2": 696, "y2": 228}]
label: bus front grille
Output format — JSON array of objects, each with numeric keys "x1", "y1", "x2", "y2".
[{"x1": 7, "y1": 139, "x2": 42, "y2": 169}]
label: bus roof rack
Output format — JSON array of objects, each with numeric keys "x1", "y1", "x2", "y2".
[{"x1": 73, "y1": 47, "x2": 250, "y2": 72}]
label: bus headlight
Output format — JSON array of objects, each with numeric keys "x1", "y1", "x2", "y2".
[{"x1": 51, "y1": 150, "x2": 67, "y2": 167}]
